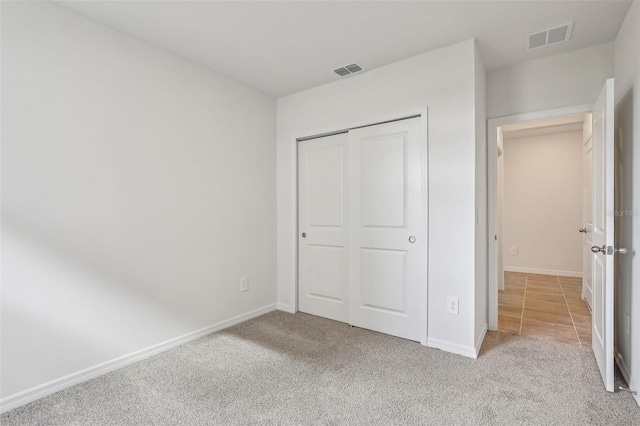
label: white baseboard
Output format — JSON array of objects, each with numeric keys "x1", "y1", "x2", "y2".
[
  {"x1": 615, "y1": 348, "x2": 631, "y2": 385},
  {"x1": 475, "y1": 323, "x2": 488, "y2": 357},
  {"x1": 427, "y1": 337, "x2": 478, "y2": 359},
  {"x1": 0, "y1": 304, "x2": 277, "y2": 414},
  {"x1": 503, "y1": 266, "x2": 582, "y2": 278},
  {"x1": 277, "y1": 303, "x2": 294, "y2": 313}
]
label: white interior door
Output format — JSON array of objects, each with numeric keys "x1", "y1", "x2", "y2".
[
  {"x1": 591, "y1": 78, "x2": 615, "y2": 392},
  {"x1": 347, "y1": 118, "x2": 426, "y2": 342},
  {"x1": 582, "y1": 123, "x2": 594, "y2": 310},
  {"x1": 298, "y1": 133, "x2": 348, "y2": 322}
]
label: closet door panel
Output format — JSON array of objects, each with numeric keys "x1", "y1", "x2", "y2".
[
  {"x1": 298, "y1": 133, "x2": 348, "y2": 322},
  {"x1": 348, "y1": 118, "x2": 426, "y2": 342}
]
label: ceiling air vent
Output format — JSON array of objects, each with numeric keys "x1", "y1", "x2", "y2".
[
  {"x1": 525, "y1": 22, "x2": 574, "y2": 50},
  {"x1": 333, "y1": 62, "x2": 365, "y2": 77}
]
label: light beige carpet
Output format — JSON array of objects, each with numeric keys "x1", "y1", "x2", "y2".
[{"x1": 3, "y1": 311, "x2": 639, "y2": 425}]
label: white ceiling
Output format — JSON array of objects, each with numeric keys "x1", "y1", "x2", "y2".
[{"x1": 57, "y1": 1, "x2": 632, "y2": 98}]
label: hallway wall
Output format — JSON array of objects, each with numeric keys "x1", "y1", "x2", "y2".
[{"x1": 502, "y1": 129, "x2": 584, "y2": 276}]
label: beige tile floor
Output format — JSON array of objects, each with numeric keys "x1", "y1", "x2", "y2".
[{"x1": 498, "y1": 272, "x2": 592, "y2": 348}]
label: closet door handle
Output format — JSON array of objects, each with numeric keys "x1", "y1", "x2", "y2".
[{"x1": 408, "y1": 236, "x2": 416, "y2": 243}]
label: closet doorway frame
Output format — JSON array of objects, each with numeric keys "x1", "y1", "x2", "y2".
[{"x1": 289, "y1": 108, "x2": 430, "y2": 345}]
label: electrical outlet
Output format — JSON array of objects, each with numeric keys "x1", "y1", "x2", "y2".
[
  {"x1": 511, "y1": 247, "x2": 518, "y2": 255},
  {"x1": 446, "y1": 296, "x2": 459, "y2": 315},
  {"x1": 240, "y1": 277, "x2": 249, "y2": 292}
]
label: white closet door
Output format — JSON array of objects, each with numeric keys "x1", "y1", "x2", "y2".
[
  {"x1": 347, "y1": 118, "x2": 426, "y2": 342},
  {"x1": 298, "y1": 133, "x2": 348, "y2": 322}
]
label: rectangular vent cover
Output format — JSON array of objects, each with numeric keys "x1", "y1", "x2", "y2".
[
  {"x1": 525, "y1": 22, "x2": 573, "y2": 50},
  {"x1": 333, "y1": 62, "x2": 365, "y2": 77}
]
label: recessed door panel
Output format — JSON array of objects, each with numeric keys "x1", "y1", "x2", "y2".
[
  {"x1": 593, "y1": 254, "x2": 604, "y2": 346},
  {"x1": 360, "y1": 135, "x2": 406, "y2": 227},
  {"x1": 582, "y1": 135, "x2": 594, "y2": 309},
  {"x1": 308, "y1": 147, "x2": 344, "y2": 227},
  {"x1": 308, "y1": 245, "x2": 344, "y2": 301},
  {"x1": 593, "y1": 114, "x2": 605, "y2": 233},
  {"x1": 361, "y1": 248, "x2": 407, "y2": 313}
]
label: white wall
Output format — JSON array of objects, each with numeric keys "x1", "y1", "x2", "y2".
[
  {"x1": 277, "y1": 39, "x2": 483, "y2": 356},
  {"x1": 474, "y1": 45, "x2": 488, "y2": 347},
  {"x1": 612, "y1": 0, "x2": 640, "y2": 403},
  {"x1": 502, "y1": 130, "x2": 584, "y2": 276},
  {"x1": 487, "y1": 43, "x2": 614, "y2": 118},
  {"x1": 1, "y1": 1, "x2": 276, "y2": 402}
]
